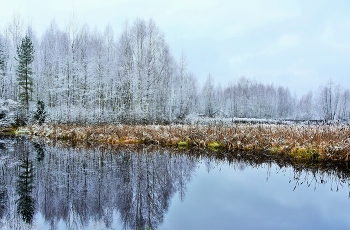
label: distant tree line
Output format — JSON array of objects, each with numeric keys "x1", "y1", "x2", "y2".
[
  {"x1": 205, "y1": 76, "x2": 350, "y2": 121},
  {"x1": 0, "y1": 15, "x2": 349, "y2": 124}
]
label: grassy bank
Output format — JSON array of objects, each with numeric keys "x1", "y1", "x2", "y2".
[{"x1": 20, "y1": 123, "x2": 350, "y2": 162}]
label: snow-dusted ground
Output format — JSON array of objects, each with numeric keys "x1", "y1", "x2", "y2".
[{"x1": 182, "y1": 114, "x2": 348, "y2": 125}]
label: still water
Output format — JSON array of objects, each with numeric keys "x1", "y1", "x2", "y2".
[{"x1": 0, "y1": 136, "x2": 350, "y2": 229}]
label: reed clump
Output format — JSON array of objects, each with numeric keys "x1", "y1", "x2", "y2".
[{"x1": 27, "y1": 123, "x2": 350, "y2": 162}]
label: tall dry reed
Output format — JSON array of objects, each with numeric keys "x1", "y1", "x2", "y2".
[{"x1": 27, "y1": 123, "x2": 350, "y2": 161}]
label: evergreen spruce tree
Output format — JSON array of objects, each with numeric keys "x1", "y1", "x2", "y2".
[
  {"x1": 34, "y1": 100, "x2": 47, "y2": 125},
  {"x1": 16, "y1": 36, "x2": 34, "y2": 113}
]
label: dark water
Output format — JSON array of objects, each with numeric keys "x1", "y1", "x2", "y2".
[{"x1": 0, "y1": 137, "x2": 350, "y2": 229}]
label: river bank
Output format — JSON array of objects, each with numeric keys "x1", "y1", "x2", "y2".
[{"x1": 10, "y1": 123, "x2": 348, "y2": 162}]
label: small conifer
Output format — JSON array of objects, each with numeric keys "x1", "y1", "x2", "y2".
[{"x1": 34, "y1": 100, "x2": 47, "y2": 125}]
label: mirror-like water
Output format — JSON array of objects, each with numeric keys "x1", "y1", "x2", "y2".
[{"x1": 0, "y1": 136, "x2": 350, "y2": 229}]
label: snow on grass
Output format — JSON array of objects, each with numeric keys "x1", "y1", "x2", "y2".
[{"x1": 26, "y1": 123, "x2": 350, "y2": 162}]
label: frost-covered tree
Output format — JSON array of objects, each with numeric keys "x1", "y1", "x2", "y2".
[
  {"x1": 296, "y1": 91, "x2": 314, "y2": 120},
  {"x1": 114, "y1": 19, "x2": 176, "y2": 123},
  {"x1": 202, "y1": 74, "x2": 216, "y2": 117},
  {"x1": 277, "y1": 87, "x2": 290, "y2": 118},
  {"x1": 339, "y1": 89, "x2": 350, "y2": 121},
  {"x1": 1, "y1": 16, "x2": 350, "y2": 124},
  {"x1": 0, "y1": 39, "x2": 6, "y2": 77},
  {"x1": 0, "y1": 99, "x2": 18, "y2": 127},
  {"x1": 317, "y1": 78, "x2": 341, "y2": 121},
  {"x1": 171, "y1": 54, "x2": 198, "y2": 120},
  {"x1": 16, "y1": 35, "x2": 34, "y2": 112},
  {"x1": 220, "y1": 78, "x2": 299, "y2": 119},
  {"x1": 0, "y1": 36, "x2": 9, "y2": 98}
]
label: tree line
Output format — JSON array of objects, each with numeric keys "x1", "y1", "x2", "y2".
[{"x1": 0, "y1": 15, "x2": 349, "y2": 124}]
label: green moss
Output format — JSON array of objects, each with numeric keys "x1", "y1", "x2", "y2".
[
  {"x1": 137, "y1": 139, "x2": 145, "y2": 144},
  {"x1": 269, "y1": 146, "x2": 290, "y2": 154},
  {"x1": 269, "y1": 147, "x2": 283, "y2": 154},
  {"x1": 177, "y1": 141, "x2": 189, "y2": 148},
  {"x1": 290, "y1": 147, "x2": 320, "y2": 161},
  {"x1": 208, "y1": 141, "x2": 225, "y2": 151}
]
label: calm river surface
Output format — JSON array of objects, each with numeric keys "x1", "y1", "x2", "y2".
[{"x1": 0, "y1": 136, "x2": 350, "y2": 229}]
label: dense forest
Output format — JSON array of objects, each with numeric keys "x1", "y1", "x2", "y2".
[{"x1": 0, "y1": 16, "x2": 349, "y2": 124}]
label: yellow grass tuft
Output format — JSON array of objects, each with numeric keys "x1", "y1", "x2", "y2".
[
  {"x1": 208, "y1": 141, "x2": 224, "y2": 151},
  {"x1": 177, "y1": 141, "x2": 190, "y2": 148}
]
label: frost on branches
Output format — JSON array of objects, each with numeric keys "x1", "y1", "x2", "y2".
[
  {"x1": 0, "y1": 99, "x2": 18, "y2": 127},
  {"x1": 0, "y1": 17, "x2": 349, "y2": 125}
]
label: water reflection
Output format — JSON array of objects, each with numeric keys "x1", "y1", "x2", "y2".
[
  {"x1": 33, "y1": 141, "x2": 45, "y2": 162},
  {"x1": 0, "y1": 168, "x2": 7, "y2": 220},
  {"x1": 0, "y1": 137, "x2": 197, "y2": 229},
  {"x1": 0, "y1": 137, "x2": 349, "y2": 229},
  {"x1": 16, "y1": 148, "x2": 35, "y2": 224},
  {"x1": 223, "y1": 151, "x2": 350, "y2": 197}
]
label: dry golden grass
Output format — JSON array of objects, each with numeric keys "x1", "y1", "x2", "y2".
[{"x1": 28, "y1": 123, "x2": 350, "y2": 162}]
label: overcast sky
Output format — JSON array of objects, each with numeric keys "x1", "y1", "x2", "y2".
[{"x1": 1, "y1": 0, "x2": 349, "y2": 96}]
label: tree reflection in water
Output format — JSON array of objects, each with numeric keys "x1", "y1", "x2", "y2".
[
  {"x1": 0, "y1": 138, "x2": 350, "y2": 229},
  {"x1": 0, "y1": 168, "x2": 7, "y2": 220},
  {"x1": 212, "y1": 150, "x2": 350, "y2": 199},
  {"x1": 33, "y1": 141, "x2": 45, "y2": 162},
  {"x1": 0, "y1": 138, "x2": 197, "y2": 229},
  {"x1": 16, "y1": 146, "x2": 35, "y2": 224}
]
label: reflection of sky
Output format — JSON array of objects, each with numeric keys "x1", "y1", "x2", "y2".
[
  {"x1": 162, "y1": 162, "x2": 350, "y2": 230},
  {"x1": 18, "y1": 155, "x2": 350, "y2": 230}
]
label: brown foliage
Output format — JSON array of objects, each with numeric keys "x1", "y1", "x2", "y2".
[{"x1": 28, "y1": 123, "x2": 350, "y2": 162}]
